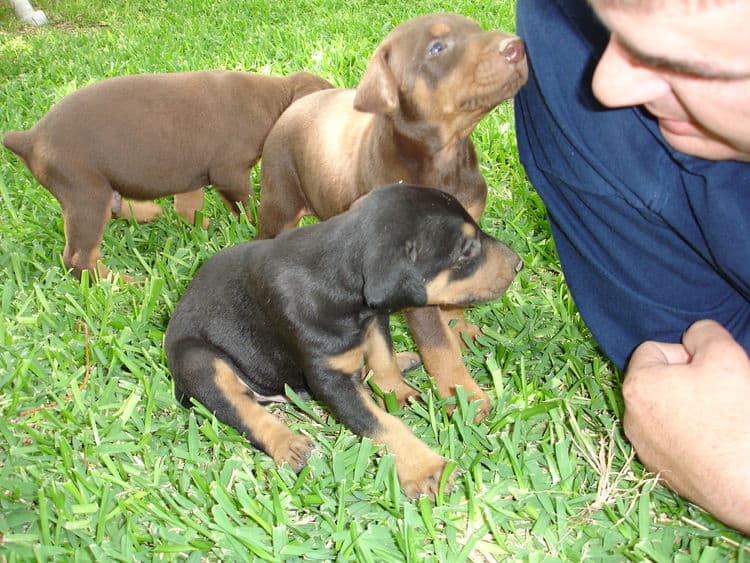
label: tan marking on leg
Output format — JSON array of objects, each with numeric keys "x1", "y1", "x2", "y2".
[
  {"x1": 112, "y1": 198, "x2": 164, "y2": 223},
  {"x1": 358, "y1": 385, "x2": 456, "y2": 498},
  {"x1": 406, "y1": 307, "x2": 491, "y2": 421},
  {"x1": 60, "y1": 192, "x2": 138, "y2": 281},
  {"x1": 395, "y1": 351, "x2": 421, "y2": 373},
  {"x1": 326, "y1": 344, "x2": 365, "y2": 374},
  {"x1": 258, "y1": 205, "x2": 311, "y2": 239},
  {"x1": 174, "y1": 189, "x2": 209, "y2": 228},
  {"x1": 273, "y1": 207, "x2": 311, "y2": 235},
  {"x1": 213, "y1": 358, "x2": 313, "y2": 471},
  {"x1": 363, "y1": 323, "x2": 420, "y2": 406}
]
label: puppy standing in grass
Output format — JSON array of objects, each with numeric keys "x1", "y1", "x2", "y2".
[
  {"x1": 165, "y1": 185, "x2": 522, "y2": 498},
  {"x1": 2, "y1": 70, "x2": 332, "y2": 280},
  {"x1": 259, "y1": 13, "x2": 528, "y2": 419}
]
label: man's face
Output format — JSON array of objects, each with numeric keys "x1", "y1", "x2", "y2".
[{"x1": 589, "y1": 1, "x2": 750, "y2": 162}]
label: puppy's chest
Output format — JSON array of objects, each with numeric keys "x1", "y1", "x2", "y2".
[{"x1": 396, "y1": 148, "x2": 485, "y2": 202}]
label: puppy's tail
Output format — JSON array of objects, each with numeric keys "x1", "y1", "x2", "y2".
[
  {"x1": 288, "y1": 71, "x2": 334, "y2": 102},
  {"x1": 2, "y1": 130, "x2": 34, "y2": 161}
]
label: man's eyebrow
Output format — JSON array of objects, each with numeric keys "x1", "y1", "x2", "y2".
[{"x1": 615, "y1": 35, "x2": 750, "y2": 80}]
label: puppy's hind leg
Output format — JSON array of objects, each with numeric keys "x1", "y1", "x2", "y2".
[
  {"x1": 173, "y1": 189, "x2": 208, "y2": 228},
  {"x1": 210, "y1": 164, "x2": 253, "y2": 221},
  {"x1": 171, "y1": 346, "x2": 313, "y2": 472},
  {"x1": 52, "y1": 171, "x2": 124, "y2": 281},
  {"x1": 257, "y1": 161, "x2": 310, "y2": 239},
  {"x1": 111, "y1": 192, "x2": 163, "y2": 224}
]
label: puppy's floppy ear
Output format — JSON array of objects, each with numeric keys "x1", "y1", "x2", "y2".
[
  {"x1": 353, "y1": 45, "x2": 399, "y2": 115},
  {"x1": 363, "y1": 239, "x2": 426, "y2": 312}
]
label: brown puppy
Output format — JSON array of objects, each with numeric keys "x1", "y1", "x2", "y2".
[
  {"x1": 258, "y1": 13, "x2": 528, "y2": 419},
  {"x1": 2, "y1": 70, "x2": 333, "y2": 280}
]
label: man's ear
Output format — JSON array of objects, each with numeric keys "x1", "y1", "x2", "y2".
[
  {"x1": 353, "y1": 45, "x2": 399, "y2": 115},
  {"x1": 363, "y1": 240, "x2": 426, "y2": 312}
]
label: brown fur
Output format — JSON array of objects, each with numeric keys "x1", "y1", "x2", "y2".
[
  {"x1": 258, "y1": 13, "x2": 528, "y2": 419},
  {"x1": 2, "y1": 70, "x2": 333, "y2": 279}
]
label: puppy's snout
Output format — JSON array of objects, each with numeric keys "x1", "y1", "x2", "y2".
[
  {"x1": 499, "y1": 242, "x2": 523, "y2": 278},
  {"x1": 500, "y1": 37, "x2": 525, "y2": 64}
]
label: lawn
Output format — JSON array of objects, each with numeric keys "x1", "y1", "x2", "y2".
[{"x1": 1, "y1": 0, "x2": 747, "y2": 560}]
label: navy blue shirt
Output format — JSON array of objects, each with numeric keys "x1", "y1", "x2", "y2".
[{"x1": 514, "y1": 0, "x2": 750, "y2": 369}]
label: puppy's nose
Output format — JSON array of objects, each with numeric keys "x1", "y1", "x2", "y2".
[{"x1": 500, "y1": 38, "x2": 525, "y2": 64}]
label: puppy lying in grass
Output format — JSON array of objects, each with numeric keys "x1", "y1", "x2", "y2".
[
  {"x1": 2, "y1": 70, "x2": 332, "y2": 280},
  {"x1": 165, "y1": 184, "x2": 521, "y2": 498}
]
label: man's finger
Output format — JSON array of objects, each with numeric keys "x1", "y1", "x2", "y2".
[
  {"x1": 629, "y1": 340, "x2": 691, "y2": 369},
  {"x1": 682, "y1": 319, "x2": 747, "y2": 365}
]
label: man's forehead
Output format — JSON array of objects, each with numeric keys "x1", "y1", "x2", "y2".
[
  {"x1": 591, "y1": 0, "x2": 750, "y2": 79},
  {"x1": 589, "y1": 0, "x2": 736, "y2": 13}
]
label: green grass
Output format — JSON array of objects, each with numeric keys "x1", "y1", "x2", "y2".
[{"x1": 1, "y1": 0, "x2": 748, "y2": 560}]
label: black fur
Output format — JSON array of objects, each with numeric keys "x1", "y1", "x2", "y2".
[{"x1": 164, "y1": 183, "x2": 515, "y2": 471}]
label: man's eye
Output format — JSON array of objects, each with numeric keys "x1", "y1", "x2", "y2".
[{"x1": 428, "y1": 41, "x2": 447, "y2": 56}]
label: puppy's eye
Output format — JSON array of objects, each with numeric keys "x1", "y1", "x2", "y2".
[
  {"x1": 428, "y1": 41, "x2": 447, "y2": 56},
  {"x1": 457, "y1": 238, "x2": 480, "y2": 262}
]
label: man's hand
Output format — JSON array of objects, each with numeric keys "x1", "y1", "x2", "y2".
[{"x1": 624, "y1": 320, "x2": 750, "y2": 534}]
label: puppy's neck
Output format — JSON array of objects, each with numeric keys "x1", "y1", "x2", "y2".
[{"x1": 385, "y1": 117, "x2": 470, "y2": 177}]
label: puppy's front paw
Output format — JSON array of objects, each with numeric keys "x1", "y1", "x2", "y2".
[
  {"x1": 398, "y1": 454, "x2": 458, "y2": 500},
  {"x1": 93, "y1": 262, "x2": 137, "y2": 284},
  {"x1": 395, "y1": 351, "x2": 422, "y2": 373},
  {"x1": 450, "y1": 317, "x2": 482, "y2": 346},
  {"x1": 443, "y1": 387, "x2": 491, "y2": 423},
  {"x1": 393, "y1": 383, "x2": 420, "y2": 407},
  {"x1": 271, "y1": 434, "x2": 314, "y2": 473},
  {"x1": 473, "y1": 392, "x2": 492, "y2": 422}
]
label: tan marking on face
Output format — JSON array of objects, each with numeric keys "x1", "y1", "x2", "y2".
[
  {"x1": 462, "y1": 222, "x2": 477, "y2": 239},
  {"x1": 465, "y1": 200, "x2": 485, "y2": 223},
  {"x1": 412, "y1": 78, "x2": 438, "y2": 116},
  {"x1": 430, "y1": 23, "x2": 451, "y2": 36},
  {"x1": 213, "y1": 358, "x2": 310, "y2": 467},
  {"x1": 425, "y1": 238, "x2": 520, "y2": 305}
]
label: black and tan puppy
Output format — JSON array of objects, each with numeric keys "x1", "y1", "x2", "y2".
[
  {"x1": 258, "y1": 13, "x2": 528, "y2": 419},
  {"x1": 2, "y1": 70, "x2": 332, "y2": 280},
  {"x1": 165, "y1": 184, "x2": 521, "y2": 498}
]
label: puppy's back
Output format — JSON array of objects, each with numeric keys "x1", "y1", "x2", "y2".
[{"x1": 261, "y1": 88, "x2": 387, "y2": 219}]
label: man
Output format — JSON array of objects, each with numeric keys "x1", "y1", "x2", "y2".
[{"x1": 514, "y1": 0, "x2": 750, "y2": 533}]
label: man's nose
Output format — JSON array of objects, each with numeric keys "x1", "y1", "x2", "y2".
[{"x1": 592, "y1": 37, "x2": 671, "y2": 108}]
